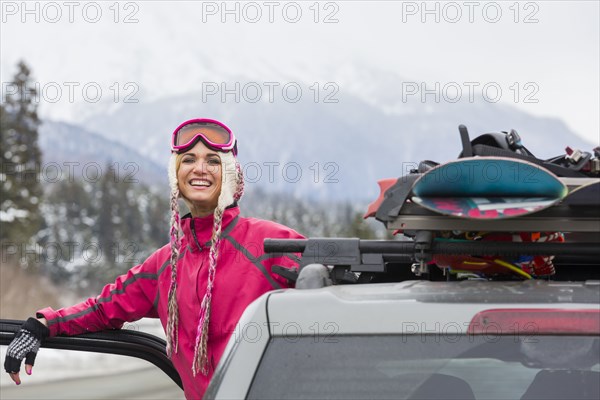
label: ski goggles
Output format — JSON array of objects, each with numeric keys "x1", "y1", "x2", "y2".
[{"x1": 171, "y1": 118, "x2": 237, "y2": 155}]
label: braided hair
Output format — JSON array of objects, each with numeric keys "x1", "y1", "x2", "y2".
[{"x1": 166, "y1": 149, "x2": 244, "y2": 376}]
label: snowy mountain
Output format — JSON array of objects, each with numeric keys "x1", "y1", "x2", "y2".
[
  {"x1": 38, "y1": 121, "x2": 167, "y2": 187},
  {"x1": 73, "y1": 71, "x2": 595, "y2": 201}
]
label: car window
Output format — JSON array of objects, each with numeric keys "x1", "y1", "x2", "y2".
[{"x1": 248, "y1": 335, "x2": 600, "y2": 400}]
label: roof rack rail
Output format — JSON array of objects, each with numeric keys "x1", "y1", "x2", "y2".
[{"x1": 265, "y1": 238, "x2": 600, "y2": 283}]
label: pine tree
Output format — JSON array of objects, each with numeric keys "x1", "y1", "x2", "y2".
[
  {"x1": 144, "y1": 189, "x2": 169, "y2": 245},
  {"x1": 1, "y1": 103, "x2": 11, "y2": 231},
  {"x1": 0, "y1": 61, "x2": 43, "y2": 246},
  {"x1": 96, "y1": 164, "x2": 118, "y2": 265},
  {"x1": 38, "y1": 179, "x2": 92, "y2": 284}
]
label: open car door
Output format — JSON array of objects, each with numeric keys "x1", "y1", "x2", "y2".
[{"x1": 0, "y1": 319, "x2": 182, "y2": 392}]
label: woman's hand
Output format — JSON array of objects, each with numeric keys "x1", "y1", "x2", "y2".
[{"x1": 4, "y1": 317, "x2": 49, "y2": 385}]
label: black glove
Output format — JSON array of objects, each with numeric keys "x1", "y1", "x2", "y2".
[{"x1": 4, "y1": 318, "x2": 50, "y2": 374}]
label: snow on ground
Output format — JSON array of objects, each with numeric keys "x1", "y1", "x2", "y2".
[{"x1": 0, "y1": 319, "x2": 166, "y2": 387}]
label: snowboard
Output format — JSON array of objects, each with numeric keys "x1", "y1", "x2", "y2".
[{"x1": 410, "y1": 157, "x2": 568, "y2": 219}]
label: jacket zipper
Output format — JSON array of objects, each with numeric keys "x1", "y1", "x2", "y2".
[{"x1": 190, "y1": 222, "x2": 203, "y2": 252}]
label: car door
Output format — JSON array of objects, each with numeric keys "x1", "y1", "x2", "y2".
[{"x1": 0, "y1": 319, "x2": 183, "y2": 399}]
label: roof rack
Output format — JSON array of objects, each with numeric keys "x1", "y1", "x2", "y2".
[
  {"x1": 265, "y1": 236, "x2": 600, "y2": 284},
  {"x1": 268, "y1": 126, "x2": 600, "y2": 284}
]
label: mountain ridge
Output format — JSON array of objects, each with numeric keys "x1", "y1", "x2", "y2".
[{"x1": 37, "y1": 64, "x2": 596, "y2": 202}]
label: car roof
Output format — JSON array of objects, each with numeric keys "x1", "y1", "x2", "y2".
[
  {"x1": 273, "y1": 279, "x2": 600, "y2": 304},
  {"x1": 261, "y1": 281, "x2": 600, "y2": 336}
]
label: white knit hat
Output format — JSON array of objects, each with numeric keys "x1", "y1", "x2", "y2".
[{"x1": 165, "y1": 122, "x2": 244, "y2": 376}]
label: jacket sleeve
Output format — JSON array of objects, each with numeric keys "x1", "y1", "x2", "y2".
[{"x1": 36, "y1": 247, "x2": 168, "y2": 337}]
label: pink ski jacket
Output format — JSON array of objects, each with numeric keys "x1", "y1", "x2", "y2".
[{"x1": 37, "y1": 207, "x2": 304, "y2": 399}]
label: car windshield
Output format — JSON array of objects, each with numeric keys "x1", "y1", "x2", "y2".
[{"x1": 248, "y1": 335, "x2": 600, "y2": 400}]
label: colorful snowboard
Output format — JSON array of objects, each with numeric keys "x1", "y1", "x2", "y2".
[{"x1": 411, "y1": 157, "x2": 568, "y2": 219}]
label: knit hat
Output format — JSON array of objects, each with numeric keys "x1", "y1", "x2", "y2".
[{"x1": 165, "y1": 119, "x2": 244, "y2": 376}]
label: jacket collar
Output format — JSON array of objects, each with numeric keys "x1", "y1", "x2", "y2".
[{"x1": 180, "y1": 206, "x2": 241, "y2": 252}]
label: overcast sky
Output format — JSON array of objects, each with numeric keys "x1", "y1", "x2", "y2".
[{"x1": 1, "y1": 1, "x2": 598, "y2": 144}]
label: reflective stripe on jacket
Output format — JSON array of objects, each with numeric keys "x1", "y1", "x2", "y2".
[{"x1": 37, "y1": 206, "x2": 304, "y2": 399}]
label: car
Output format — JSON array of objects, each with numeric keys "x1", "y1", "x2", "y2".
[
  {"x1": 207, "y1": 130, "x2": 600, "y2": 399},
  {"x1": 207, "y1": 279, "x2": 600, "y2": 400}
]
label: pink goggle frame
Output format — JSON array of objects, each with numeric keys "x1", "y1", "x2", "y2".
[{"x1": 171, "y1": 118, "x2": 237, "y2": 155}]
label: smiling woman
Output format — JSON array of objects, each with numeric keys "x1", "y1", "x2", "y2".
[
  {"x1": 4, "y1": 118, "x2": 305, "y2": 400},
  {"x1": 176, "y1": 141, "x2": 224, "y2": 217}
]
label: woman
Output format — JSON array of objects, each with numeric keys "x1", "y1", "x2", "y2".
[{"x1": 4, "y1": 118, "x2": 305, "y2": 399}]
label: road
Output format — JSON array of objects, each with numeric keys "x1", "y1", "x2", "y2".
[{"x1": 0, "y1": 367, "x2": 184, "y2": 400}]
